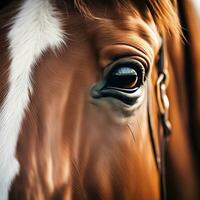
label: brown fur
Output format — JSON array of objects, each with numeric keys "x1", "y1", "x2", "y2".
[
  {"x1": 0, "y1": 0, "x2": 199, "y2": 200},
  {"x1": 65, "y1": 0, "x2": 181, "y2": 37}
]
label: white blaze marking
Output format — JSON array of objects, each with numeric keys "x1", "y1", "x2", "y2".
[
  {"x1": 0, "y1": 0, "x2": 65, "y2": 199},
  {"x1": 192, "y1": 0, "x2": 200, "y2": 19}
]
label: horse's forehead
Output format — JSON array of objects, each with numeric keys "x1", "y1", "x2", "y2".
[{"x1": 66, "y1": 10, "x2": 161, "y2": 57}]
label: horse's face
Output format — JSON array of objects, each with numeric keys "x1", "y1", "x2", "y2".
[{"x1": 16, "y1": 3, "x2": 161, "y2": 200}]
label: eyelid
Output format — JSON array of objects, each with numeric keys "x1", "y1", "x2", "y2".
[{"x1": 99, "y1": 44, "x2": 151, "y2": 73}]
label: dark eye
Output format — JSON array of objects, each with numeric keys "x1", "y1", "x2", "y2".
[
  {"x1": 91, "y1": 59, "x2": 146, "y2": 107},
  {"x1": 105, "y1": 62, "x2": 144, "y2": 91}
]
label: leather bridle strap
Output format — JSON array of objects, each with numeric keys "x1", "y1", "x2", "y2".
[
  {"x1": 147, "y1": 44, "x2": 171, "y2": 200},
  {"x1": 156, "y1": 45, "x2": 171, "y2": 200},
  {"x1": 157, "y1": 44, "x2": 171, "y2": 200}
]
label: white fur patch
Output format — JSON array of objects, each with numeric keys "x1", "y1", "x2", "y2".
[
  {"x1": 192, "y1": 0, "x2": 200, "y2": 19},
  {"x1": 0, "y1": 0, "x2": 65, "y2": 199}
]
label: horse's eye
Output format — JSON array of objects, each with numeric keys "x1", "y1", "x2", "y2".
[
  {"x1": 107, "y1": 67, "x2": 138, "y2": 89},
  {"x1": 91, "y1": 59, "x2": 145, "y2": 107},
  {"x1": 106, "y1": 64, "x2": 142, "y2": 90}
]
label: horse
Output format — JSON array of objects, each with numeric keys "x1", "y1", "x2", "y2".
[{"x1": 0, "y1": 0, "x2": 199, "y2": 199}]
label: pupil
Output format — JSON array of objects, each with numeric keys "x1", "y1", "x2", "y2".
[{"x1": 107, "y1": 66, "x2": 138, "y2": 89}]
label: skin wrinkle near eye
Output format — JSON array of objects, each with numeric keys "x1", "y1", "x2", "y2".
[
  {"x1": 112, "y1": 42, "x2": 154, "y2": 65},
  {"x1": 127, "y1": 124, "x2": 136, "y2": 142},
  {"x1": 111, "y1": 43, "x2": 153, "y2": 70},
  {"x1": 99, "y1": 44, "x2": 152, "y2": 76},
  {"x1": 100, "y1": 40, "x2": 154, "y2": 66}
]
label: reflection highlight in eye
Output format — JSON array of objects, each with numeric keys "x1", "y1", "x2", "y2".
[{"x1": 114, "y1": 67, "x2": 136, "y2": 76}]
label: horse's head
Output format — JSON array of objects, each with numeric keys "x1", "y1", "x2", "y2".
[
  {"x1": 2, "y1": 1, "x2": 200, "y2": 200},
  {"x1": 14, "y1": 1, "x2": 180, "y2": 199}
]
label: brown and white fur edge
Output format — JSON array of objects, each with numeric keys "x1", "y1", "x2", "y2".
[{"x1": 0, "y1": 0, "x2": 65, "y2": 199}]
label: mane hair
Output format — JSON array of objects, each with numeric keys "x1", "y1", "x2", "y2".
[
  {"x1": 66, "y1": 0, "x2": 181, "y2": 38},
  {"x1": 145, "y1": 0, "x2": 181, "y2": 37}
]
